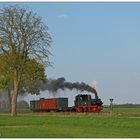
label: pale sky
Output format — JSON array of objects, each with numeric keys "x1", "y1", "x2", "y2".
[{"x1": 1, "y1": 2, "x2": 140, "y2": 105}]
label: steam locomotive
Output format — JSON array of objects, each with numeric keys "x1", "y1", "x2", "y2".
[{"x1": 30, "y1": 94, "x2": 103, "y2": 113}]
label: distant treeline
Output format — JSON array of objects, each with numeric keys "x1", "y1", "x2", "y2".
[
  {"x1": 0, "y1": 100, "x2": 29, "y2": 109},
  {"x1": 104, "y1": 104, "x2": 140, "y2": 108}
]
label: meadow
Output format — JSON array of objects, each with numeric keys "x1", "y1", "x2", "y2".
[{"x1": 0, "y1": 108, "x2": 140, "y2": 138}]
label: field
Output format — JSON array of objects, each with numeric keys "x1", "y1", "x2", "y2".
[{"x1": 0, "y1": 108, "x2": 140, "y2": 138}]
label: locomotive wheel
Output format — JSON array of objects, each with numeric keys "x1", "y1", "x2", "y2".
[
  {"x1": 80, "y1": 108, "x2": 84, "y2": 112},
  {"x1": 85, "y1": 108, "x2": 88, "y2": 112}
]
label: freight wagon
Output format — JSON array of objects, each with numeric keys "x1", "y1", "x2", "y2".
[
  {"x1": 30, "y1": 94, "x2": 103, "y2": 113},
  {"x1": 30, "y1": 98, "x2": 68, "y2": 112}
]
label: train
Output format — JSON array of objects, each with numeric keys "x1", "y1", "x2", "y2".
[{"x1": 30, "y1": 94, "x2": 103, "y2": 113}]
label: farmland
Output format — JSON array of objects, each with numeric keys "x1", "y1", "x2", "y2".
[{"x1": 0, "y1": 108, "x2": 140, "y2": 138}]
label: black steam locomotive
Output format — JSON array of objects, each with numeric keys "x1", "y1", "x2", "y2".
[
  {"x1": 74, "y1": 94, "x2": 103, "y2": 112},
  {"x1": 30, "y1": 94, "x2": 103, "y2": 113}
]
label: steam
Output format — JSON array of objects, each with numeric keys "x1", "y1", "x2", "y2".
[{"x1": 46, "y1": 77, "x2": 98, "y2": 99}]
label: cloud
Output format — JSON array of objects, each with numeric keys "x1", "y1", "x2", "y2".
[{"x1": 56, "y1": 14, "x2": 68, "y2": 19}]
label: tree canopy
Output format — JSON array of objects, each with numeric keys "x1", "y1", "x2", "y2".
[{"x1": 0, "y1": 6, "x2": 52, "y2": 116}]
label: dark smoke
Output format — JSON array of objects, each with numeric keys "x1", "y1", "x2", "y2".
[{"x1": 46, "y1": 77, "x2": 98, "y2": 99}]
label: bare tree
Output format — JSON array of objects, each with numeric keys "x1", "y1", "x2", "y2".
[{"x1": 0, "y1": 6, "x2": 52, "y2": 116}]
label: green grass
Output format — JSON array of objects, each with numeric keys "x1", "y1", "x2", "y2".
[
  {"x1": 0, "y1": 108, "x2": 31, "y2": 113},
  {"x1": 0, "y1": 110, "x2": 140, "y2": 138},
  {"x1": 104, "y1": 107, "x2": 140, "y2": 113},
  {"x1": 1, "y1": 107, "x2": 140, "y2": 114}
]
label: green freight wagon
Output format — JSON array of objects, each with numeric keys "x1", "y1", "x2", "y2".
[
  {"x1": 56, "y1": 98, "x2": 68, "y2": 111},
  {"x1": 30, "y1": 100, "x2": 40, "y2": 112}
]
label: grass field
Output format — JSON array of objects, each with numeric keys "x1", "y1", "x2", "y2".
[
  {"x1": 0, "y1": 108, "x2": 140, "y2": 138},
  {"x1": 104, "y1": 107, "x2": 140, "y2": 114}
]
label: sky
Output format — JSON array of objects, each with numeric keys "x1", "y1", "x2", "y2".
[{"x1": 0, "y1": 2, "x2": 140, "y2": 105}]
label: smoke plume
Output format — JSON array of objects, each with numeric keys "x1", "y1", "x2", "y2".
[{"x1": 46, "y1": 77, "x2": 98, "y2": 99}]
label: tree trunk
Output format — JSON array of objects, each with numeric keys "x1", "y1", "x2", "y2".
[
  {"x1": 11, "y1": 86, "x2": 19, "y2": 116},
  {"x1": 11, "y1": 85, "x2": 19, "y2": 116},
  {"x1": 11, "y1": 70, "x2": 20, "y2": 117},
  {"x1": 8, "y1": 89, "x2": 11, "y2": 113}
]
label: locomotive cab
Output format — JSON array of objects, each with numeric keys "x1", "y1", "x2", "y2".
[{"x1": 74, "y1": 94, "x2": 92, "y2": 106}]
